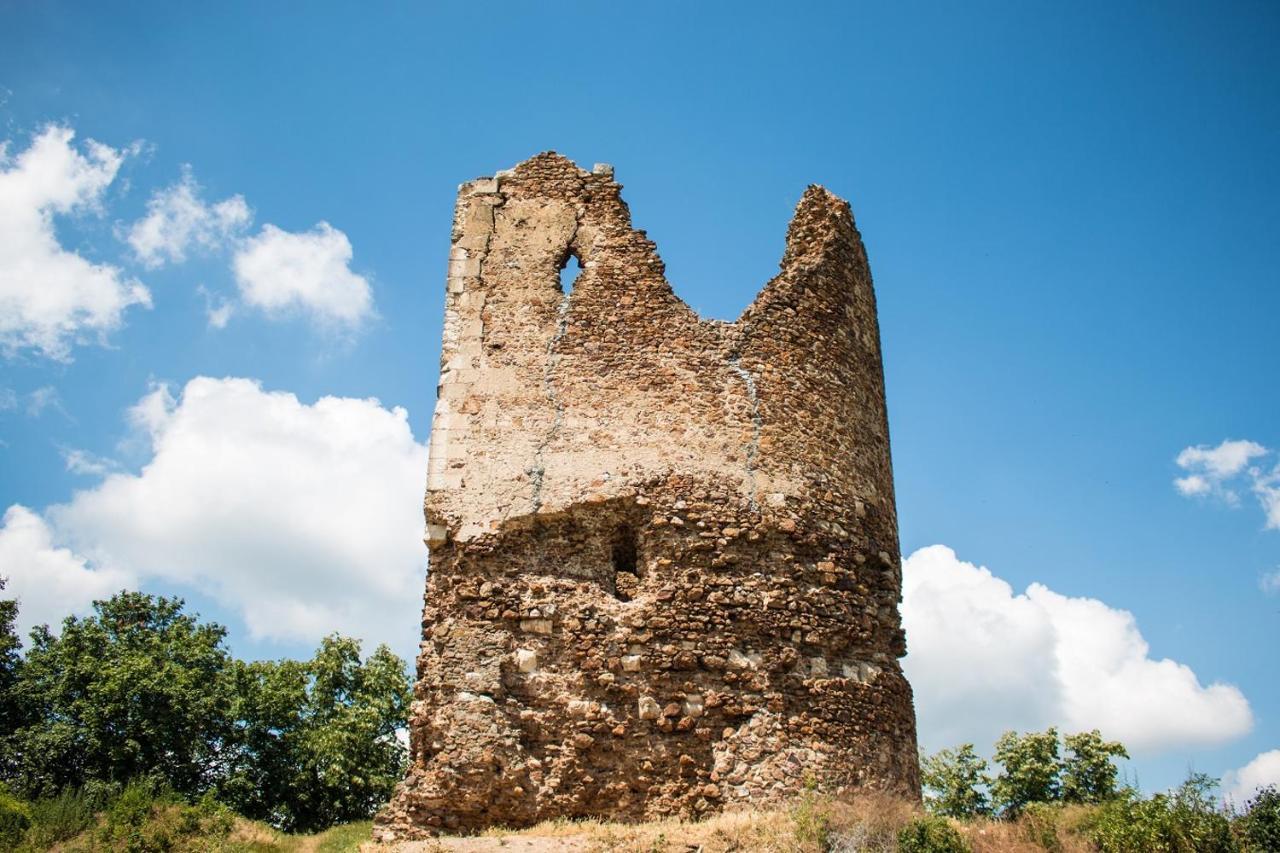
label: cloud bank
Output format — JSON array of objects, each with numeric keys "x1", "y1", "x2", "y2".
[
  {"x1": 0, "y1": 126, "x2": 150, "y2": 360},
  {"x1": 902, "y1": 545, "x2": 1253, "y2": 754},
  {"x1": 0, "y1": 505, "x2": 134, "y2": 636},
  {"x1": 1223, "y1": 749, "x2": 1280, "y2": 805},
  {"x1": 2, "y1": 377, "x2": 427, "y2": 654}
]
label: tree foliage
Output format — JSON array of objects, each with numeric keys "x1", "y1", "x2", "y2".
[
  {"x1": 923, "y1": 727, "x2": 1132, "y2": 820},
  {"x1": 1061, "y1": 730, "x2": 1129, "y2": 804},
  {"x1": 0, "y1": 589, "x2": 411, "y2": 831},
  {"x1": 221, "y1": 635, "x2": 410, "y2": 832},
  {"x1": 6, "y1": 592, "x2": 234, "y2": 798},
  {"x1": 1235, "y1": 784, "x2": 1280, "y2": 853},
  {"x1": 990, "y1": 728, "x2": 1062, "y2": 816},
  {"x1": 921, "y1": 743, "x2": 991, "y2": 818}
]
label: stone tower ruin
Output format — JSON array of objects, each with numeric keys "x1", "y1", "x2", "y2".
[{"x1": 374, "y1": 154, "x2": 919, "y2": 839}]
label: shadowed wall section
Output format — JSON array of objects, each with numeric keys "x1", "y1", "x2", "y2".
[{"x1": 374, "y1": 154, "x2": 920, "y2": 839}]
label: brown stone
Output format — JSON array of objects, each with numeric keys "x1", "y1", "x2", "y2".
[{"x1": 373, "y1": 153, "x2": 919, "y2": 841}]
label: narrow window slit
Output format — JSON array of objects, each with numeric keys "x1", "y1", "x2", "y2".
[
  {"x1": 611, "y1": 524, "x2": 639, "y2": 601},
  {"x1": 558, "y1": 252, "x2": 582, "y2": 294}
]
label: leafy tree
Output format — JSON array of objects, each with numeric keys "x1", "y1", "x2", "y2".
[
  {"x1": 921, "y1": 743, "x2": 992, "y2": 818},
  {"x1": 991, "y1": 728, "x2": 1061, "y2": 816},
  {"x1": 220, "y1": 635, "x2": 410, "y2": 832},
  {"x1": 1235, "y1": 784, "x2": 1280, "y2": 853},
  {"x1": 6, "y1": 592, "x2": 234, "y2": 797},
  {"x1": 1061, "y1": 729, "x2": 1129, "y2": 804},
  {"x1": 0, "y1": 580, "x2": 23, "y2": 721}
]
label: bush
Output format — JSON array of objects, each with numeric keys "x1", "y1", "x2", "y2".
[
  {"x1": 1086, "y1": 778, "x2": 1235, "y2": 853},
  {"x1": 897, "y1": 814, "x2": 969, "y2": 853},
  {"x1": 1235, "y1": 785, "x2": 1280, "y2": 852},
  {"x1": 921, "y1": 744, "x2": 991, "y2": 818},
  {"x1": 22, "y1": 788, "x2": 97, "y2": 848},
  {"x1": 0, "y1": 785, "x2": 31, "y2": 849},
  {"x1": 1018, "y1": 801, "x2": 1064, "y2": 851},
  {"x1": 791, "y1": 793, "x2": 832, "y2": 850}
]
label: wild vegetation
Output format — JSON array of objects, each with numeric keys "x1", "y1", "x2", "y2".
[{"x1": 0, "y1": 579, "x2": 1276, "y2": 851}]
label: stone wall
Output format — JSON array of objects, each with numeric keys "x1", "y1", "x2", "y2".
[{"x1": 374, "y1": 154, "x2": 919, "y2": 839}]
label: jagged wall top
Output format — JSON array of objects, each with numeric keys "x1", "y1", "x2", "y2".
[{"x1": 426, "y1": 153, "x2": 896, "y2": 549}]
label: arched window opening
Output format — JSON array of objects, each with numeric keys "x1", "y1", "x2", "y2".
[
  {"x1": 558, "y1": 252, "x2": 582, "y2": 295},
  {"x1": 611, "y1": 524, "x2": 639, "y2": 602}
]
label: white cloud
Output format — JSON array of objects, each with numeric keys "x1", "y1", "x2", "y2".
[
  {"x1": 46, "y1": 376, "x2": 427, "y2": 652},
  {"x1": 1177, "y1": 440, "x2": 1267, "y2": 480},
  {"x1": 902, "y1": 545, "x2": 1253, "y2": 754},
  {"x1": 26, "y1": 385, "x2": 65, "y2": 418},
  {"x1": 232, "y1": 222, "x2": 373, "y2": 329},
  {"x1": 0, "y1": 388, "x2": 16, "y2": 410},
  {"x1": 196, "y1": 284, "x2": 234, "y2": 329},
  {"x1": 1253, "y1": 464, "x2": 1280, "y2": 530},
  {"x1": 1223, "y1": 749, "x2": 1280, "y2": 805},
  {"x1": 61, "y1": 447, "x2": 119, "y2": 477},
  {"x1": 1175, "y1": 439, "x2": 1280, "y2": 530},
  {"x1": 0, "y1": 125, "x2": 151, "y2": 361},
  {"x1": 0, "y1": 504, "x2": 134, "y2": 637},
  {"x1": 125, "y1": 165, "x2": 251, "y2": 268},
  {"x1": 1261, "y1": 568, "x2": 1280, "y2": 595}
]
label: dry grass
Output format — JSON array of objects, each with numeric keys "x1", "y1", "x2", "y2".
[{"x1": 385, "y1": 796, "x2": 1109, "y2": 853}]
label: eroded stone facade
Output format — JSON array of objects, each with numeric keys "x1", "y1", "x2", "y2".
[{"x1": 374, "y1": 154, "x2": 919, "y2": 839}]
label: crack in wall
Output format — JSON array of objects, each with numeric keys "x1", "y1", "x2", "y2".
[
  {"x1": 728, "y1": 354, "x2": 763, "y2": 510},
  {"x1": 528, "y1": 226, "x2": 579, "y2": 514}
]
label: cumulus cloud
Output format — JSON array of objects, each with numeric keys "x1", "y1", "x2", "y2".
[
  {"x1": 1260, "y1": 568, "x2": 1280, "y2": 596},
  {"x1": 46, "y1": 376, "x2": 427, "y2": 652},
  {"x1": 1223, "y1": 749, "x2": 1280, "y2": 804},
  {"x1": 1174, "y1": 440, "x2": 1268, "y2": 502},
  {"x1": 125, "y1": 166, "x2": 251, "y2": 268},
  {"x1": 0, "y1": 125, "x2": 151, "y2": 360},
  {"x1": 232, "y1": 222, "x2": 373, "y2": 329},
  {"x1": 1175, "y1": 439, "x2": 1280, "y2": 530},
  {"x1": 0, "y1": 504, "x2": 134, "y2": 637},
  {"x1": 902, "y1": 545, "x2": 1253, "y2": 754}
]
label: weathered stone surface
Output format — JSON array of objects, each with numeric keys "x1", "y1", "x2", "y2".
[{"x1": 373, "y1": 153, "x2": 919, "y2": 841}]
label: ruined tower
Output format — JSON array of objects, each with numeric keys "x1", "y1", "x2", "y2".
[{"x1": 374, "y1": 154, "x2": 919, "y2": 839}]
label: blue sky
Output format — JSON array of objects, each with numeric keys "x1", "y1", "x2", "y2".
[{"x1": 1, "y1": 1, "x2": 1277, "y2": 800}]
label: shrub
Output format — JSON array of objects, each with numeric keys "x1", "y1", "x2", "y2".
[
  {"x1": 1086, "y1": 777, "x2": 1235, "y2": 853},
  {"x1": 22, "y1": 788, "x2": 97, "y2": 848},
  {"x1": 1018, "y1": 801, "x2": 1064, "y2": 851},
  {"x1": 791, "y1": 793, "x2": 832, "y2": 850},
  {"x1": 1235, "y1": 785, "x2": 1280, "y2": 852},
  {"x1": 921, "y1": 744, "x2": 992, "y2": 818},
  {"x1": 0, "y1": 785, "x2": 31, "y2": 849},
  {"x1": 897, "y1": 814, "x2": 969, "y2": 853}
]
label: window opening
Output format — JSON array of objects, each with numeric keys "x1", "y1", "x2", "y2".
[
  {"x1": 559, "y1": 252, "x2": 582, "y2": 294},
  {"x1": 611, "y1": 524, "x2": 639, "y2": 601}
]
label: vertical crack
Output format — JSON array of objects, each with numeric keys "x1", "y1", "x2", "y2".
[
  {"x1": 528, "y1": 227, "x2": 578, "y2": 513},
  {"x1": 728, "y1": 354, "x2": 762, "y2": 511}
]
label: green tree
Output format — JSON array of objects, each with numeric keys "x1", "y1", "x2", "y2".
[
  {"x1": 991, "y1": 728, "x2": 1061, "y2": 816},
  {"x1": 1235, "y1": 785, "x2": 1280, "y2": 853},
  {"x1": 921, "y1": 743, "x2": 992, "y2": 818},
  {"x1": 1061, "y1": 730, "x2": 1128, "y2": 804},
  {"x1": 221, "y1": 634, "x2": 410, "y2": 832},
  {"x1": 0, "y1": 578, "x2": 25, "y2": 742},
  {"x1": 6, "y1": 592, "x2": 234, "y2": 797}
]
